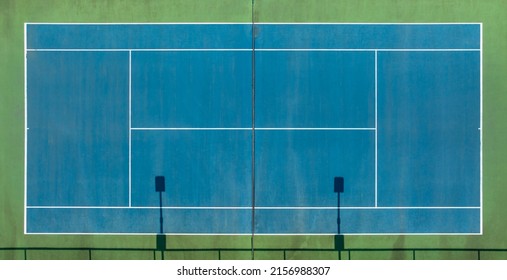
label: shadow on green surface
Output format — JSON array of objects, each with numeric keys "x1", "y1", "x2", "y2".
[{"x1": 2, "y1": 245, "x2": 506, "y2": 260}]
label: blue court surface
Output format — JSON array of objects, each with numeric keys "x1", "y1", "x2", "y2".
[{"x1": 25, "y1": 23, "x2": 482, "y2": 234}]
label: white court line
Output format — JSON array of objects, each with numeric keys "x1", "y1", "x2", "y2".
[
  {"x1": 375, "y1": 50, "x2": 378, "y2": 208},
  {"x1": 376, "y1": 49, "x2": 480, "y2": 52},
  {"x1": 26, "y1": 48, "x2": 253, "y2": 52},
  {"x1": 25, "y1": 22, "x2": 253, "y2": 25},
  {"x1": 24, "y1": 23, "x2": 28, "y2": 235},
  {"x1": 480, "y1": 22, "x2": 483, "y2": 235},
  {"x1": 128, "y1": 50, "x2": 132, "y2": 207},
  {"x1": 24, "y1": 22, "x2": 483, "y2": 27},
  {"x1": 26, "y1": 48, "x2": 480, "y2": 52},
  {"x1": 257, "y1": 49, "x2": 480, "y2": 52},
  {"x1": 24, "y1": 232, "x2": 482, "y2": 236},
  {"x1": 130, "y1": 127, "x2": 376, "y2": 131},
  {"x1": 131, "y1": 127, "x2": 251, "y2": 131},
  {"x1": 256, "y1": 127, "x2": 375, "y2": 131},
  {"x1": 25, "y1": 22, "x2": 482, "y2": 25},
  {"x1": 255, "y1": 22, "x2": 482, "y2": 25},
  {"x1": 27, "y1": 206, "x2": 480, "y2": 210},
  {"x1": 255, "y1": 206, "x2": 480, "y2": 210}
]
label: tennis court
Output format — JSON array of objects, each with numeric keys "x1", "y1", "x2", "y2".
[{"x1": 25, "y1": 23, "x2": 481, "y2": 234}]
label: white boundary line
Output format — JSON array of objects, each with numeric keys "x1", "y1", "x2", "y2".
[
  {"x1": 24, "y1": 23, "x2": 28, "y2": 235},
  {"x1": 25, "y1": 22, "x2": 253, "y2": 25},
  {"x1": 24, "y1": 233, "x2": 483, "y2": 236},
  {"x1": 128, "y1": 51, "x2": 132, "y2": 207},
  {"x1": 26, "y1": 48, "x2": 480, "y2": 52},
  {"x1": 27, "y1": 206, "x2": 480, "y2": 210},
  {"x1": 22, "y1": 232, "x2": 481, "y2": 236},
  {"x1": 375, "y1": 50, "x2": 378, "y2": 207},
  {"x1": 25, "y1": 22, "x2": 482, "y2": 25},
  {"x1": 255, "y1": 22, "x2": 483, "y2": 25},
  {"x1": 480, "y1": 23, "x2": 483, "y2": 235},
  {"x1": 23, "y1": 232, "x2": 482, "y2": 236},
  {"x1": 257, "y1": 49, "x2": 480, "y2": 52},
  {"x1": 26, "y1": 48, "x2": 253, "y2": 52}
]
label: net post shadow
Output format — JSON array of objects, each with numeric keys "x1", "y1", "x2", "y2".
[
  {"x1": 334, "y1": 177, "x2": 345, "y2": 259},
  {"x1": 155, "y1": 176, "x2": 166, "y2": 260}
]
